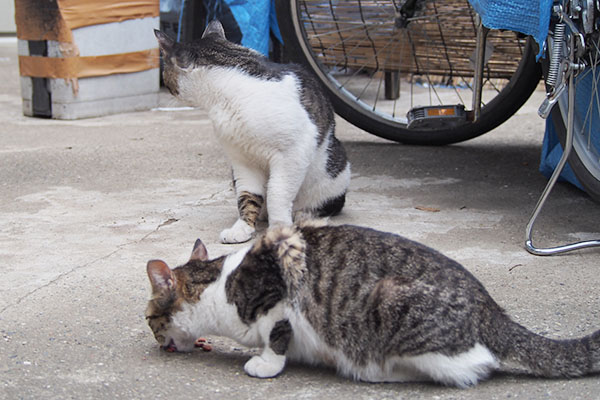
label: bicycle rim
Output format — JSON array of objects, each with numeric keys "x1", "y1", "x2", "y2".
[
  {"x1": 281, "y1": 0, "x2": 540, "y2": 145},
  {"x1": 552, "y1": 33, "x2": 600, "y2": 201}
]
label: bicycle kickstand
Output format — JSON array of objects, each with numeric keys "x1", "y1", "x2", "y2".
[{"x1": 526, "y1": 37, "x2": 600, "y2": 255}]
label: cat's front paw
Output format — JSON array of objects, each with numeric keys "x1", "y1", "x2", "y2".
[
  {"x1": 244, "y1": 355, "x2": 286, "y2": 378},
  {"x1": 220, "y1": 219, "x2": 255, "y2": 244}
]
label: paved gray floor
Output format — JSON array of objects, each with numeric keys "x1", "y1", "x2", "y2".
[{"x1": 1, "y1": 39, "x2": 599, "y2": 399}]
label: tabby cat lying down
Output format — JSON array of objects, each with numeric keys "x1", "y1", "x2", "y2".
[{"x1": 145, "y1": 222, "x2": 600, "y2": 387}]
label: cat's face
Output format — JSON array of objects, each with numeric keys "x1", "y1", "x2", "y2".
[
  {"x1": 145, "y1": 240, "x2": 219, "y2": 352},
  {"x1": 154, "y1": 30, "x2": 184, "y2": 96},
  {"x1": 154, "y1": 21, "x2": 228, "y2": 97},
  {"x1": 145, "y1": 259, "x2": 197, "y2": 352}
]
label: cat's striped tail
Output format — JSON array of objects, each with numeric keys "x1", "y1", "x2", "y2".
[{"x1": 487, "y1": 315, "x2": 600, "y2": 378}]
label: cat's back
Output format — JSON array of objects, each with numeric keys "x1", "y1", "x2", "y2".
[
  {"x1": 195, "y1": 37, "x2": 334, "y2": 134},
  {"x1": 296, "y1": 223, "x2": 495, "y2": 308},
  {"x1": 279, "y1": 223, "x2": 502, "y2": 369},
  {"x1": 197, "y1": 35, "x2": 326, "y2": 88},
  {"x1": 300, "y1": 224, "x2": 464, "y2": 277}
]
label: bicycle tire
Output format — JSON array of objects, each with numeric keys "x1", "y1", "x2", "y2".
[
  {"x1": 546, "y1": 35, "x2": 600, "y2": 202},
  {"x1": 276, "y1": 0, "x2": 542, "y2": 145}
]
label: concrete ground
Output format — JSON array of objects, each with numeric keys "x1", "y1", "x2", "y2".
[{"x1": 1, "y1": 38, "x2": 599, "y2": 399}]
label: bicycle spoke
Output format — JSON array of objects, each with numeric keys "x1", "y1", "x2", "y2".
[
  {"x1": 404, "y1": 6, "x2": 455, "y2": 105},
  {"x1": 328, "y1": 0, "x2": 349, "y2": 70},
  {"x1": 589, "y1": 58, "x2": 600, "y2": 155},
  {"x1": 315, "y1": 23, "x2": 395, "y2": 63},
  {"x1": 374, "y1": 71, "x2": 385, "y2": 110},
  {"x1": 392, "y1": 28, "x2": 408, "y2": 118},
  {"x1": 592, "y1": 43, "x2": 600, "y2": 153},
  {"x1": 302, "y1": 1, "x2": 329, "y2": 63},
  {"x1": 349, "y1": 36, "x2": 400, "y2": 99},
  {"x1": 286, "y1": 0, "x2": 536, "y2": 144},
  {"x1": 580, "y1": 63, "x2": 595, "y2": 149},
  {"x1": 306, "y1": 23, "x2": 381, "y2": 40},
  {"x1": 373, "y1": 30, "x2": 401, "y2": 111},
  {"x1": 576, "y1": 39, "x2": 600, "y2": 153}
]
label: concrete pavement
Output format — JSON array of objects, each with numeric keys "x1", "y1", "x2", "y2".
[{"x1": 1, "y1": 38, "x2": 599, "y2": 399}]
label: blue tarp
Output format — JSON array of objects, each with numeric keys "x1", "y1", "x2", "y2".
[
  {"x1": 468, "y1": 0, "x2": 552, "y2": 60},
  {"x1": 161, "y1": 0, "x2": 281, "y2": 55},
  {"x1": 160, "y1": 0, "x2": 182, "y2": 13},
  {"x1": 469, "y1": 0, "x2": 591, "y2": 191},
  {"x1": 220, "y1": 0, "x2": 281, "y2": 55}
]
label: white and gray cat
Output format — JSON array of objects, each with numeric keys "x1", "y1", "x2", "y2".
[
  {"x1": 146, "y1": 221, "x2": 600, "y2": 388},
  {"x1": 154, "y1": 21, "x2": 350, "y2": 244}
]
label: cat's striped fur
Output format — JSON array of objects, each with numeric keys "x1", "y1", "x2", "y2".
[{"x1": 146, "y1": 222, "x2": 600, "y2": 387}]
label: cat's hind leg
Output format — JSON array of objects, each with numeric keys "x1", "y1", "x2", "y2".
[
  {"x1": 315, "y1": 192, "x2": 346, "y2": 217},
  {"x1": 294, "y1": 135, "x2": 350, "y2": 218},
  {"x1": 220, "y1": 163, "x2": 265, "y2": 244}
]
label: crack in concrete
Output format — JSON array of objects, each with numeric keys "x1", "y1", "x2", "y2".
[
  {"x1": 0, "y1": 248, "x2": 122, "y2": 316},
  {"x1": 0, "y1": 217, "x2": 180, "y2": 316},
  {"x1": 194, "y1": 188, "x2": 231, "y2": 204},
  {"x1": 138, "y1": 217, "x2": 179, "y2": 242}
]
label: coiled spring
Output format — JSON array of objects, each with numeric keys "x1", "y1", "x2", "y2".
[{"x1": 547, "y1": 22, "x2": 566, "y2": 89}]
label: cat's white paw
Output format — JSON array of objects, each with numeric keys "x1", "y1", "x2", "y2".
[
  {"x1": 220, "y1": 219, "x2": 255, "y2": 244},
  {"x1": 244, "y1": 354, "x2": 286, "y2": 378}
]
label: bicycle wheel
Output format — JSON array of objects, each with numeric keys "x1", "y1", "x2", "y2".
[
  {"x1": 548, "y1": 36, "x2": 600, "y2": 202},
  {"x1": 276, "y1": 0, "x2": 542, "y2": 145}
]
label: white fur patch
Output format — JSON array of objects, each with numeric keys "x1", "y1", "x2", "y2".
[
  {"x1": 284, "y1": 307, "x2": 498, "y2": 387},
  {"x1": 400, "y1": 344, "x2": 499, "y2": 387},
  {"x1": 177, "y1": 65, "x2": 349, "y2": 228}
]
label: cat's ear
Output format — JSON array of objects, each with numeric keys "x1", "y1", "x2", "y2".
[
  {"x1": 189, "y1": 239, "x2": 208, "y2": 262},
  {"x1": 147, "y1": 259, "x2": 176, "y2": 292},
  {"x1": 202, "y1": 20, "x2": 226, "y2": 39},
  {"x1": 154, "y1": 30, "x2": 175, "y2": 54}
]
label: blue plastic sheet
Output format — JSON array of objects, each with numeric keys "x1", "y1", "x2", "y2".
[
  {"x1": 469, "y1": 0, "x2": 595, "y2": 191},
  {"x1": 168, "y1": 0, "x2": 281, "y2": 55},
  {"x1": 224, "y1": 0, "x2": 282, "y2": 55},
  {"x1": 468, "y1": 0, "x2": 552, "y2": 59},
  {"x1": 160, "y1": 0, "x2": 181, "y2": 13}
]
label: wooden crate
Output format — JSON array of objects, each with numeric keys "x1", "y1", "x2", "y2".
[{"x1": 15, "y1": 0, "x2": 160, "y2": 119}]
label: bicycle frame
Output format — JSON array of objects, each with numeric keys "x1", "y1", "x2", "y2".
[
  {"x1": 524, "y1": 0, "x2": 600, "y2": 254},
  {"x1": 471, "y1": 0, "x2": 599, "y2": 255}
]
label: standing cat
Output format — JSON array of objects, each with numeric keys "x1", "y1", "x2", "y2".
[
  {"x1": 154, "y1": 21, "x2": 351, "y2": 244},
  {"x1": 146, "y1": 221, "x2": 600, "y2": 387}
]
